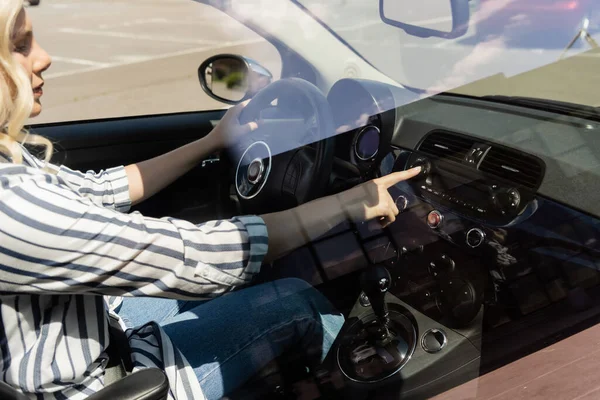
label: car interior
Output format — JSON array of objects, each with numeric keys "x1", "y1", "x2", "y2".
[
  {"x1": 0, "y1": 68, "x2": 594, "y2": 400},
  {"x1": 2, "y1": 1, "x2": 600, "y2": 399}
]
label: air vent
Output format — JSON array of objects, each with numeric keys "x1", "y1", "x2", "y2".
[
  {"x1": 480, "y1": 147, "x2": 544, "y2": 189},
  {"x1": 419, "y1": 131, "x2": 475, "y2": 164}
]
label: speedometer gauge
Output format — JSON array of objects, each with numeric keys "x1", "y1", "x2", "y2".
[{"x1": 354, "y1": 125, "x2": 380, "y2": 161}]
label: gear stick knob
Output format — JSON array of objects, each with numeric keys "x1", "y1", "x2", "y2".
[{"x1": 360, "y1": 265, "x2": 392, "y2": 323}]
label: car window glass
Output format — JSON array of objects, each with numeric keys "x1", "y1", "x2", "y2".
[
  {"x1": 28, "y1": 0, "x2": 281, "y2": 124},
  {"x1": 296, "y1": 0, "x2": 600, "y2": 105}
]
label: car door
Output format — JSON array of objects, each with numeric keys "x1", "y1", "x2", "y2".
[{"x1": 29, "y1": 111, "x2": 228, "y2": 223}]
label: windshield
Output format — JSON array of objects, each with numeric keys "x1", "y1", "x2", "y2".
[{"x1": 296, "y1": 0, "x2": 600, "y2": 107}]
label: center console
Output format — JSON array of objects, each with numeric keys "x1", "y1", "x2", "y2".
[
  {"x1": 332, "y1": 263, "x2": 481, "y2": 400},
  {"x1": 404, "y1": 130, "x2": 544, "y2": 226},
  {"x1": 303, "y1": 81, "x2": 600, "y2": 398},
  {"x1": 325, "y1": 131, "x2": 549, "y2": 397},
  {"x1": 328, "y1": 196, "x2": 489, "y2": 398},
  {"x1": 266, "y1": 120, "x2": 600, "y2": 398}
]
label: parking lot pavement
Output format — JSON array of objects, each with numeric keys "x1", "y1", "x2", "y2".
[{"x1": 27, "y1": 0, "x2": 282, "y2": 124}]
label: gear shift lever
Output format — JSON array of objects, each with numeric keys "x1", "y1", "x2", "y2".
[
  {"x1": 360, "y1": 265, "x2": 392, "y2": 339},
  {"x1": 337, "y1": 265, "x2": 416, "y2": 382}
]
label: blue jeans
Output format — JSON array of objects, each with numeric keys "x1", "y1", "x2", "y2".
[{"x1": 116, "y1": 278, "x2": 344, "y2": 400}]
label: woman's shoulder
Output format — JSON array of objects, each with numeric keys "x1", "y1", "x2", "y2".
[
  {"x1": 0, "y1": 144, "x2": 52, "y2": 170},
  {"x1": 0, "y1": 161, "x2": 55, "y2": 186}
]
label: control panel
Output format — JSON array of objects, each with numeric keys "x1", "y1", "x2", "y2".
[{"x1": 405, "y1": 153, "x2": 535, "y2": 225}]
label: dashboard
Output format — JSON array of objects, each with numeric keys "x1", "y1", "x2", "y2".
[
  {"x1": 299, "y1": 78, "x2": 600, "y2": 396},
  {"x1": 324, "y1": 78, "x2": 600, "y2": 317},
  {"x1": 262, "y1": 77, "x2": 600, "y2": 397}
]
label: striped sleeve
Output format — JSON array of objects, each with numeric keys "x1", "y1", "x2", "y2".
[
  {"x1": 54, "y1": 165, "x2": 132, "y2": 213},
  {"x1": 0, "y1": 164, "x2": 269, "y2": 299},
  {"x1": 19, "y1": 144, "x2": 131, "y2": 213}
]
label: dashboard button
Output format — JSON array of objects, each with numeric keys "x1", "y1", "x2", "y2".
[
  {"x1": 427, "y1": 210, "x2": 443, "y2": 229},
  {"x1": 490, "y1": 187, "x2": 521, "y2": 215},
  {"x1": 507, "y1": 188, "x2": 521, "y2": 209},
  {"x1": 395, "y1": 195, "x2": 409, "y2": 212},
  {"x1": 422, "y1": 329, "x2": 447, "y2": 353},
  {"x1": 466, "y1": 228, "x2": 486, "y2": 248}
]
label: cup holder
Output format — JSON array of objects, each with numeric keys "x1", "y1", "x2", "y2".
[{"x1": 336, "y1": 307, "x2": 417, "y2": 383}]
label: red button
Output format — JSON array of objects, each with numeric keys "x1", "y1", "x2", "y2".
[{"x1": 427, "y1": 211, "x2": 443, "y2": 228}]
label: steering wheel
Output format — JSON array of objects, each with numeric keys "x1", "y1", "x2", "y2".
[{"x1": 230, "y1": 78, "x2": 336, "y2": 214}]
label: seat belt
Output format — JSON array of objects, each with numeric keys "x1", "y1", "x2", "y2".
[{"x1": 104, "y1": 315, "x2": 134, "y2": 385}]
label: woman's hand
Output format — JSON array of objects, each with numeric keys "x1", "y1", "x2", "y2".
[
  {"x1": 337, "y1": 167, "x2": 422, "y2": 227},
  {"x1": 209, "y1": 101, "x2": 259, "y2": 150}
]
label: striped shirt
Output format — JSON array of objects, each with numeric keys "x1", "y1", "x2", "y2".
[{"x1": 0, "y1": 146, "x2": 269, "y2": 399}]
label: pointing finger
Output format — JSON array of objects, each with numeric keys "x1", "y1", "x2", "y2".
[{"x1": 377, "y1": 166, "x2": 422, "y2": 188}]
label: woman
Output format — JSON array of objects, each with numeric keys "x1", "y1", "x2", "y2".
[{"x1": 0, "y1": 2, "x2": 421, "y2": 399}]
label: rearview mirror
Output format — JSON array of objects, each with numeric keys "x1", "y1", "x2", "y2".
[
  {"x1": 380, "y1": 0, "x2": 470, "y2": 39},
  {"x1": 198, "y1": 54, "x2": 273, "y2": 105}
]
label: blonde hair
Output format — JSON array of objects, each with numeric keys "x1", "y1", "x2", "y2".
[{"x1": 0, "y1": 0, "x2": 52, "y2": 164}]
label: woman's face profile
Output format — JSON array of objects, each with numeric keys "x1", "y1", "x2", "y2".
[{"x1": 11, "y1": 8, "x2": 51, "y2": 118}]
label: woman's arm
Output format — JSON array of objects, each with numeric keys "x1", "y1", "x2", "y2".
[
  {"x1": 0, "y1": 163, "x2": 266, "y2": 298},
  {"x1": 21, "y1": 144, "x2": 132, "y2": 212},
  {"x1": 262, "y1": 167, "x2": 421, "y2": 262},
  {"x1": 22, "y1": 104, "x2": 252, "y2": 211},
  {"x1": 125, "y1": 102, "x2": 257, "y2": 205},
  {"x1": 0, "y1": 163, "x2": 418, "y2": 298}
]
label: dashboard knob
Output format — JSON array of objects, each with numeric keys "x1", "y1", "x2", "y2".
[
  {"x1": 409, "y1": 157, "x2": 431, "y2": 178},
  {"x1": 466, "y1": 228, "x2": 486, "y2": 248},
  {"x1": 490, "y1": 187, "x2": 521, "y2": 215},
  {"x1": 437, "y1": 278, "x2": 480, "y2": 327}
]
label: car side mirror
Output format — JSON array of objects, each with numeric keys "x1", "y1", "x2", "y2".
[
  {"x1": 380, "y1": 0, "x2": 470, "y2": 39},
  {"x1": 198, "y1": 54, "x2": 273, "y2": 105}
]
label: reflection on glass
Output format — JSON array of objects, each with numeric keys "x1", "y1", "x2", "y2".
[
  {"x1": 382, "y1": 0, "x2": 453, "y2": 32},
  {"x1": 247, "y1": 69, "x2": 272, "y2": 97},
  {"x1": 379, "y1": 152, "x2": 395, "y2": 176},
  {"x1": 204, "y1": 58, "x2": 248, "y2": 102}
]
